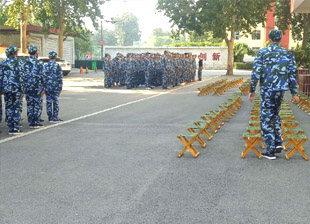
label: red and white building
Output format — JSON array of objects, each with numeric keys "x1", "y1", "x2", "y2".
[{"x1": 235, "y1": 2, "x2": 304, "y2": 52}]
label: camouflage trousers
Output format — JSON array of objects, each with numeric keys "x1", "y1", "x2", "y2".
[
  {"x1": 145, "y1": 72, "x2": 150, "y2": 87},
  {"x1": 119, "y1": 72, "x2": 126, "y2": 86},
  {"x1": 162, "y1": 72, "x2": 168, "y2": 89},
  {"x1": 46, "y1": 91, "x2": 60, "y2": 121},
  {"x1": 4, "y1": 92, "x2": 22, "y2": 132},
  {"x1": 0, "y1": 94, "x2": 2, "y2": 123},
  {"x1": 26, "y1": 93, "x2": 42, "y2": 125},
  {"x1": 104, "y1": 72, "x2": 112, "y2": 88},
  {"x1": 126, "y1": 73, "x2": 133, "y2": 88},
  {"x1": 260, "y1": 90, "x2": 284, "y2": 154}
]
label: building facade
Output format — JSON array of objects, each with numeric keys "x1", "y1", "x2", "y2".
[
  {"x1": 0, "y1": 25, "x2": 75, "y2": 65},
  {"x1": 235, "y1": 3, "x2": 301, "y2": 52}
]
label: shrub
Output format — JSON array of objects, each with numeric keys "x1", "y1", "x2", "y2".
[
  {"x1": 233, "y1": 42, "x2": 255, "y2": 62},
  {"x1": 234, "y1": 62, "x2": 254, "y2": 70},
  {"x1": 292, "y1": 45, "x2": 310, "y2": 69},
  {"x1": 167, "y1": 41, "x2": 226, "y2": 47}
]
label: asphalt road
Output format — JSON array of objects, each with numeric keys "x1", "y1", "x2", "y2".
[{"x1": 0, "y1": 69, "x2": 309, "y2": 224}]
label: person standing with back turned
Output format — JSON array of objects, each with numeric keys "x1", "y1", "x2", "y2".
[
  {"x1": 0, "y1": 46, "x2": 24, "y2": 135},
  {"x1": 249, "y1": 29, "x2": 300, "y2": 160},
  {"x1": 43, "y1": 51, "x2": 63, "y2": 123},
  {"x1": 198, "y1": 55, "x2": 203, "y2": 81}
]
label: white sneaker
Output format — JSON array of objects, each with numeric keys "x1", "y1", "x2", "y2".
[{"x1": 9, "y1": 131, "x2": 24, "y2": 135}]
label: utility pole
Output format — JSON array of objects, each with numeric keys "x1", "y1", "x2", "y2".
[{"x1": 101, "y1": 20, "x2": 103, "y2": 60}]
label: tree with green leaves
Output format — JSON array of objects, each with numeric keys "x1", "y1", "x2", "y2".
[
  {"x1": 112, "y1": 13, "x2": 141, "y2": 46},
  {"x1": 96, "y1": 29, "x2": 116, "y2": 46},
  {"x1": 150, "y1": 28, "x2": 174, "y2": 46},
  {"x1": 157, "y1": 0, "x2": 273, "y2": 75},
  {"x1": 74, "y1": 29, "x2": 93, "y2": 60},
  {"x1": 2, "y1": 0, "x2": 38, "y2": 53},
  {"x1": 233, "y1": 42, "x2": 255, "y2": 62},
  {"x1": 188, "y1": 31, "x2": 222, "y2": 43},
  {"x1": 36, "y1": 0, "x2": 106, "y2": 58},
  {"x1": 275, "y1": 0, "x2": 310, "y2": 49},
  {"x1": 0, "y1": 0, "x2": 9, "y2": 24}
]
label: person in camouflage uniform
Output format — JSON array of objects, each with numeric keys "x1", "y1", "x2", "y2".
[
  {"x1": 144, "y1": 53, "x2": 152, "y2": 89},
  {"x1": 119, "y1": 55, "x2": 127, "y2": 87},
  {"x1": 103, "y1": 53, "x2": 112, "y2": 88},
  {"x1": 126, "y1": 53, "x2": 135, "y2": 89},
  {"x1": 0, "y1": 46, "x2": 24, "y2": 135},
  {"x1": 161, "y1": 51, "x2": 170, "y2": 89},
  {"x1": 0, "y1": 64, "x2": 2, "y2": 125},
  {"x1": 249, "y1": 29, "x2": 299, "y2": 160},
  {"x1": 23, "y1": 45, "x2": 45, "y2": 128},
  {"x1": 155, "y1": 54, "x2": 163, "y2": 86},
  {"x1": 43, "y1": 51, "x2": 63, "y2": 123}
]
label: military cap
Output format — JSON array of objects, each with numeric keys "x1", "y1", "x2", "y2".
[
  {"x1": 105, "y1": 53, "x2": 111, "y2": 57},
  {"x1": 28, "y1": 45, "x2": 37, "y2": 55},
  {"x1": 269, "y1": 29, "x2": 282, "y2": 41},
  {"x1": 48, "y1": 51, "x2": 57, "y2": 59},
  {"x1": 5, "y1": 45, "x2": 18, "y2": 57}
]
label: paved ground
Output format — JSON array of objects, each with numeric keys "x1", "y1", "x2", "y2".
[{"x1": 0, "y1": 69, "x2": 309, "y2": 224}]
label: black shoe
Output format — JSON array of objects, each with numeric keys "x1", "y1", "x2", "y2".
[
  {"x1": 275, "y1": 145, "x2": 283, "y2": 153},
  {"x1": 54, "y1": 118, "x2": 64, "y2": 123},
  {"x1": 262, "y1": 152, "x2": 276, "y2": 160}
]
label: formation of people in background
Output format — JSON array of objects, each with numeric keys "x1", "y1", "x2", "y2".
[
  {"x1": 102, "y1": 51, "x2": 199, "y2": 89},
  {"x1": 0, "y1": 45, "x2": 63, "y2": 135}
]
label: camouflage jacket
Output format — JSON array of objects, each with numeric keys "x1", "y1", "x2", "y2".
[
  {"x1": 0, "y1": 56, "x2": 24, "y2": 94},
  {"x1": 103, "y1": 58, "x2": 112, "y2": 74},
  {"x1": 126, "y1": 58, "x2": 135, "y2": 74},
  {"x1": 23, "y1": 56, "x2": 44, "y2": 94},
  {"x1": 250, "y1": 43, "x2": 297, "y2": 95},
  {"x1": 43, "y1": 61, "x2": 63, "y2": 92}
]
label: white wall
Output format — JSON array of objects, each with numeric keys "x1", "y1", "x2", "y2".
[
  {"x1": 104, "y1": 46, "x2": 228, "y2": 70},
  {"x1": 29, "y1": 33, "x2": 75, "y2": 65}
]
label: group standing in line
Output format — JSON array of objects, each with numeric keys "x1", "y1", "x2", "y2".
[
  {"x1": 102, "y1": 51, "x2": 200, "y2": 89},
  {"x1": 0, "y1": 45, "x2": 63, "y2": 135}
]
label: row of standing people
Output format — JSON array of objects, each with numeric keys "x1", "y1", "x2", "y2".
[
  {"x1": 0, "y1": 45, "x2": 63, "y2": 135},
  {"x1": 103, "y1": 51, "x2": 198, "y2": 89}
]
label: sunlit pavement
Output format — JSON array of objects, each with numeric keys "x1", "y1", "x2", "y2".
[{"x1": 1, "y1": 70, "x2": 309, "y2": 224}]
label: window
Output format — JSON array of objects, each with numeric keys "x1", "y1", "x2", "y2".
[
  {"x1": 234, "y1": 32, "x2": 240, "y2": 40},
  {"x1": 252, "y1": 31, "x2": 261, "y2": 40}
]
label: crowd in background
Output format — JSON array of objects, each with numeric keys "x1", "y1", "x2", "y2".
[{"x1": 102, "y1": 51, "x2": 199, "y2": 89}]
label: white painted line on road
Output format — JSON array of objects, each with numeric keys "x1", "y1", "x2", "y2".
[{"x1": 0, "y1": 76, "x2": 220, "y2": 145}]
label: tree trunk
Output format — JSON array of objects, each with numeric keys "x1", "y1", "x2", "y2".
[
  {"x1": 58, "y1": 4, "x2": 65, "y2": 58},
  {"x1": 20, "y1": 2, "x2": 29, "y2": 53},
  {"x1": 301, "y1": 14, "x2": 309, "y2": 50},
  {"x1": 225, "y1": 15, "x2": 235, "y2": 76},
  {"x1": 225, "y1": 38, "x2": 234, "y2": 75}
]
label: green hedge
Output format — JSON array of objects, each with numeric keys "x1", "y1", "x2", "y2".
[
  {"x1": 167, "y1": 42, "x2": 226, "y2": 47},
  {"x1": 234, "y1": 62, "x2": 253, "y2": 70}
]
